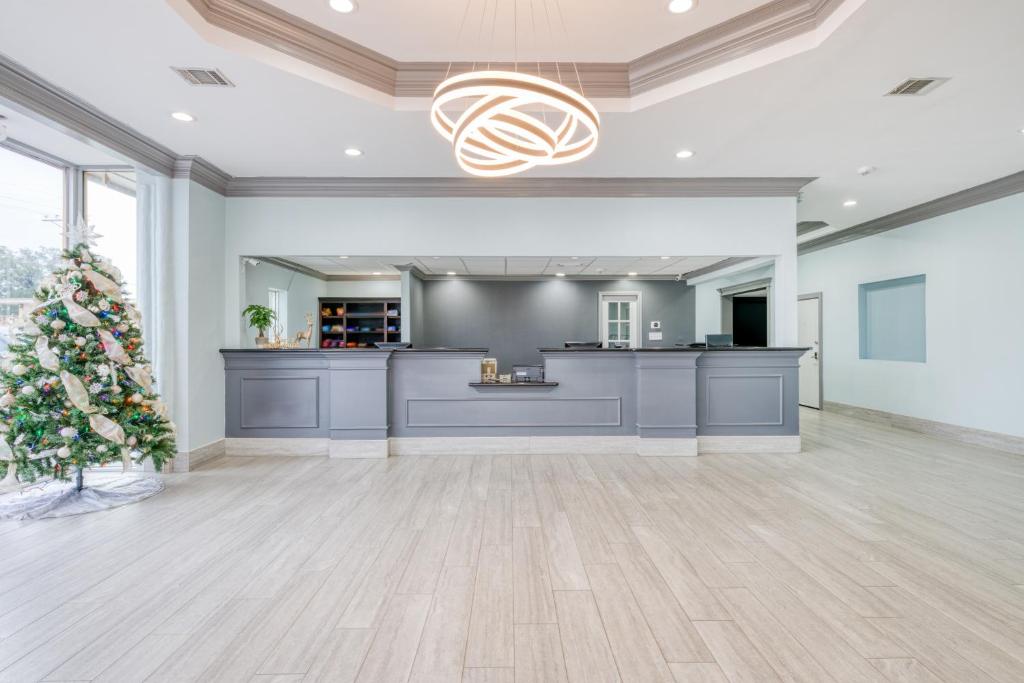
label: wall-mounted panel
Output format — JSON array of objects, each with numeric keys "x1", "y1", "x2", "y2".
[
  {"x1": 406, "y1": 397, "x2": 621, "y2": 428},
  {"x1": 705, "y1": 375, "x2": 783, "y2": 426},
  {"x1": 240, "y1": 377, "x2": 319, "y2": 429}
]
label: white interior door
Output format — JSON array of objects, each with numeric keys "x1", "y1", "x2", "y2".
[
  {"x1": 599, "y1": 292, "x2": 640, "y2": 348},
  {"x1": 798, "y1": 296, "x2": 821, "y2": 408}
]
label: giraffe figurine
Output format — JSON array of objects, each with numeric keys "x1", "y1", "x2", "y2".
[{"x1": 293, "y1": 312, "x2": 315, "y2": 348}]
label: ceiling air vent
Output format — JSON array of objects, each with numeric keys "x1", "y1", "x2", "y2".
[
  {"x1": 886, "y1": 77, "x2": 948, "y2": 96},
  {"x1": 172, "y1": 67, "x2": 234, "y2": 87}
]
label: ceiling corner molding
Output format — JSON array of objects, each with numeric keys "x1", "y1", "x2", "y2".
[
  {"x1": 173, "y1": 155, "x2": 232, "y2": 195},
  {"x1": 680, "y1": 256, "x2": 757, "y2": 282},
  {"x1": 799, "y1": 169, "x2": 1024, "y2": 254},
  {"x1": 0, "y1": 51, "x2": 178, "y2": 175},
  {"x1": 178, "y1": 0, "x2": 398, "y2": 95},
  {"x1": 628, "y1": 0, "x2": 844, "y2": 95},
  {"x1": 169, "y1": 0, "x2": 864, "y2": 109},
  {"x1": 224, "y1": 176, "x2": 815, "y2": 198},
  {"x1": 258, "y1": 256, "x2": 328, "y2": 281}
]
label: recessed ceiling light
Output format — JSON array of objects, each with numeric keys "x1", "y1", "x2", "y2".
[
  {"x1": 555, "y1": 273, "x2": 566, "y2": 278},
  {"x1": 329, "y1": 0, "x2": 357, "y2": 13},
  {"x1": 857, "y1": 165, "x2": 876, "y2": 176},
  {"x1": 171, "y1": 112, "x2": 195, "y2": 122},
  {"x1": 344, "y1": 148, "x2": 363, "y2": 157},
  {"x1": 675, "y1": 149, "x2": 695, "y2": 159},
  {"x1": 668, "y1": 0, "x2": 695, "y2": 14},
  {"x1": 337, "y1": 255, "x2": 349, "y2": 259},
  {"x1": 660, "y1": 256, "x2": 671, "y2": 260},
  {"x1": 570, "y1": 256, "x2": 580, "y2": 260},
  {"x1": 446, "y1": 271, "x2": 457, "y2": 276},
  {"x1": 371, "y1": 271, "x2": 382, "y2": 275},
  {"x1": 843, "y1": 199, "x2": 858, "y2": 208},
  {"x1": 627, "y1": 272, "x2": 638, "y2": 277}
]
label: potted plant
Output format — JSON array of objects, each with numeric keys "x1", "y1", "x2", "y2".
[{"x1": 242, "y1": 304, "x2": 276, "y2": 347}]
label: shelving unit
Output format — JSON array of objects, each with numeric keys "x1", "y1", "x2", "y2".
[{"x1": 318, "y1": 297, "x2": 401, "y2": 348}]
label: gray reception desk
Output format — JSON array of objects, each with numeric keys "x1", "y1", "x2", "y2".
[{"x1": 220, "y1": 346, "x2": 807, "y2": 458}]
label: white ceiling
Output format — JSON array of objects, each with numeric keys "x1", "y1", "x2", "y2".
[
  {"x1": 264, "y1": 0, "x2": 772, "y2": 62},
  {"x1": 0, "y1": 0, "x2": 1022, "y2": 237},
  {"x1": 279, "y1": 255, "x2": 729, "y2": 277}
]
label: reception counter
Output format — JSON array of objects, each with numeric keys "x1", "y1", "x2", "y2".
[{"x1": 221, "y1": 346, "x2": 807, "y2": 457}]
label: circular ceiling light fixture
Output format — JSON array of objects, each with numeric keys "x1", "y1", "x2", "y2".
[
  {"x1": 171, "y1": 112, "x2": 195, "y2": 122},
  {"x1": 843, "y1": 199, "x2": 858, "y2": 208},
  {"x1": 555, "y1": 272, "x2": 566, "y2": 278},
  {"x1": 675, "y1": 149, "x2": 695, "y2": 159},
  {"x1": 668, "y1": 0, "x2": 696, "y2": 14},
  {"x1": 627, "y1": 271, "x2": 639, "y2": 277},
  {"x1": 446, "y1": 271, "x2": 457, "y2": 276},
  {"x1": 328, "y1": 0, "x2": 357, "y2": 13},
  {"x1": 344, "y1": 147, "x2": 363, "y2": 157},
  {"x1": 431, "y1": 71, "x2": 600, "y2": 178}
]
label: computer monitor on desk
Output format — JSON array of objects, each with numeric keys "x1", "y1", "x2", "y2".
[{"x1": 564, "y1": 341, "x2": 602, "y2": 349}]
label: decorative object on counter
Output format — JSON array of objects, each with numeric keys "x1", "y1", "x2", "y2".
[
  {"x1": 513, "y1": 365, "x2": 545, "y2": 383},
  {"x1": 242, "y1": 304, "x2": 276, "y2": 347},
  {"x1": 498, "y1": 373, "x2": 512, "y2": 384},
  {"x1": 0, "y1": 217, "x2": 174, "y2": 515},
  {"x1": 480, "y1": 358, "x2": 498, "y2": 383},
  {"x1": 292, "y1": 313, "x2": 314, "y2": 348}
]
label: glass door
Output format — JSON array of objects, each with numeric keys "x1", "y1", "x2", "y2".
[{"x1": 600, "y1": 293, "x2": 640, "y2": 348}]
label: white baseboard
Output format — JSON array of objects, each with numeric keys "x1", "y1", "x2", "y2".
[
  {"x1": 225, "y1": 437, "x2": 328, "y2": 457},
  {"x1": 174, "y1": 439, "x2": 226, "y2": 472},
  {"x1": 697, "y1": 435, "x2": 801, "y2": 454},
  {"x1": 216, "y1": 434, "x2": 803, "y2": 458},
  {"x1": 329, "y1": 439, "x2": 389, "y2": 459},
  {"x1": 824, "y1": 401, "x2": 1024, "y2": 456}
]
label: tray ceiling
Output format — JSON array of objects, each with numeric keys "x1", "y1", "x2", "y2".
[{"x1": 262, "y1": 0, "x2": 775, "y2": 63}]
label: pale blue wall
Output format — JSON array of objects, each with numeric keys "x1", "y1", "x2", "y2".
[
  {"x1": 858, "y1": 274, "x2": 926, "y2": 362},
  {"x1": 800, "y1": 192, "x2": 1024, "y2": 438}
]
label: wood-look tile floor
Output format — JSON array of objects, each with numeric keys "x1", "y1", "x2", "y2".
[{"x1": 3, "y1": 408, "x2": 1024, "y2": 682}]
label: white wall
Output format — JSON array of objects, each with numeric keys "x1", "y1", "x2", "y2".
[
  {"x1": 799, "y1": 192, "x2": 1024, "y2": 438},
  {"x1": 223, "y1": 196, "x2": 799, "y2": 346},
  {"x1": 185, "y1": 182, "x2": 227, "y2": 451}
]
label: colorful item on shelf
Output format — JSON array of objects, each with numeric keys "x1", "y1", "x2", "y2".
[
  {"x1": 346, "y1": 341, "x2": 357, "y2": 348},
  {"x1": 321, "y1": 307, "x2": 331, "y2": 317},
  {"x1": 335, "y1": 307, "x2": 345, "y2": 316}
]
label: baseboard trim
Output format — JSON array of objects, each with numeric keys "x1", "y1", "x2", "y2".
[
  {"x1": 329, "y1": 439, "x2": 389, "y2": 459},
  {"x1": 174, "y1": 439, "x2": 226, "y2": 472},
  {"x1": 823, "y1": 401, "x2": 1024, "y2": 456},
  {"x1": 217, "y1": 434, "x2": 803, "y2": 457},
  {"x1": 225, "y1": 437, "x2": 328, "y2": 457},
  {"x1": 697, "y1": 435, "x2": 801, "y2": 454}
]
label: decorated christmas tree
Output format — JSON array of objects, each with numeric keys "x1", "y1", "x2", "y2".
[{"x1": 0, "y1": 220, "x2": 176, "y2": 490}]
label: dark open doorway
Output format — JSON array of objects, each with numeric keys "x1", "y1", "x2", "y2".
[{"x1": 732, "y1": 294, "x2": 768, "y2": 346}]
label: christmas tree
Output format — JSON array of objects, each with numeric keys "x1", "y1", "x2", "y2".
[{"x1": 0, "y1": 220, "x2": 176, "y2": 489}]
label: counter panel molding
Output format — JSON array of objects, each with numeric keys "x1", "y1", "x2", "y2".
[
  {"x1": 406, "y1": 397, "x2": 622, "y2": 429},
  {"x1": 221, "y1": 347, "x2": 807, "y2": 455}
]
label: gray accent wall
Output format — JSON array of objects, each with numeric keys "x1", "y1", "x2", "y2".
[{"x1": 418, "y1": 279, "x2": 696, "y2": 371}]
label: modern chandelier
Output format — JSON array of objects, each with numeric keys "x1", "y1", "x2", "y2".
[{"x1": 430, "y1": 1, "x2": 600, "y2": 178}]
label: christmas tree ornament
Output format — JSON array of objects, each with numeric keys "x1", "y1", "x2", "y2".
[
  {"x1": 35, "y1": 337, "x2": 60, "y2": 372},
  {"x1": 59, "y1": 371, "x2": 96, "y2": 413},
  {"x1": 62, "y1": 296, "x2": 100, "y2": 327},
  {"x1": 97, "y1": 329, "x2": 131, "y2": 365},
  {"x1": 88, "y1": 414, "x2": 125, "y2": 445}
]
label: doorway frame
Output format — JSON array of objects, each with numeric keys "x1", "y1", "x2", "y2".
[
  {"x1": 798, "y1": 291, "x2": 824, "y2": 408},
  {"x1": 718, "y1": 277, "x2": 773, "y2": 344},
  {"x1": 598, "y1": 290, "x2": 643, "y2": 349}
]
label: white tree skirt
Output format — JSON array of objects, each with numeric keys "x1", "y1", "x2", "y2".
[{"x1": 0, "y1": 475, "x2": 164, "y2": 520}]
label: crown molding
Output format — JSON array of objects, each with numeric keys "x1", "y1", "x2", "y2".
[
  {"x1": 224, "y1": 176, "x2": 814, "y2": 198},
  {"x1": 678, "y1": 256, "x2": 758, "y2": 282},
  {"x1": 1, "y1": 137, "x2": 74, "y2": 169},
  {"x1": 799, "y1": 169, "x2": 1024, "y2": 254},
  {"x1": 173, "y1": 155, "x2": 232, "y2": 195},
  {"x1": 0, "y1": 52, "x2": 179, "y2": 175},
  {"x1": 173, "y1": 0, "x2": 859, "y2": 106}
]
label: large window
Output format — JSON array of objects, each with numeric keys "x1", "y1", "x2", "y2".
[
  {"x1": 0, "y1": 146, "x2": 65, "y2": 351},
  {"x1": 859, "y1": 274, "x2": 926, "y2": 362},
  {"x1": 84, "y1": 170, "x2": 137, "y2": 299}
]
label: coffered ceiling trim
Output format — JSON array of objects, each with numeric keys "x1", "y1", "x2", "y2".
[
  {"x1": 224, "y1": 176, "x2": 815, "y2": 198},
  {"x1": 171, "y1": 0, "x2": 862, "y2": 109}
]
